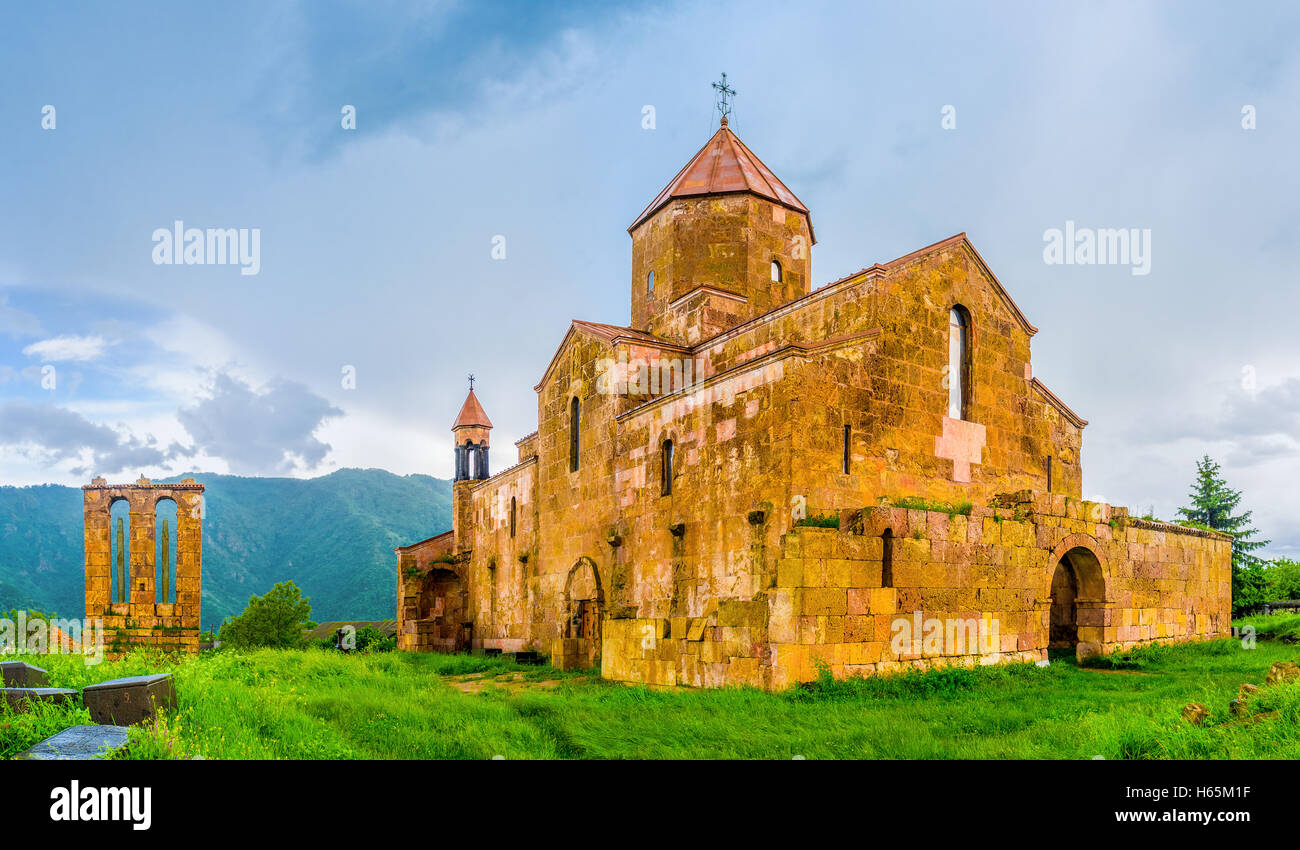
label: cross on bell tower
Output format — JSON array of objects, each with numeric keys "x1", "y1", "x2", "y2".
[{"x1": 712, "y1": 73, "x2": 736, "y2": 124}]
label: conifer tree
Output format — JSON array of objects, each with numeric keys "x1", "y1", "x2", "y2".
[{"x1": 1176, "y1": 455, "x2": 1269, "y2": 609}]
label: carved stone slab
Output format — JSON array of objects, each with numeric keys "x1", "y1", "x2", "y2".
[
  {"x1": 0, "y1": 687, "x2": 78, "y2": 711},
  {"x1": 16, "y1": 724, "x2": 131, "y2": 760},
  {"x1": 0, "y1": 661, "x2": 49, "y2": 687},
  {"x1": 82, "y1": 673, "x2": 176, "y2": 725}
]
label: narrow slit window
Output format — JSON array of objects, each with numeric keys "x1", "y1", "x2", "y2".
[
  {"x1": 842, "y1": 424, "x2": 851, "y2": 474},
  {"x1": 771, "y1": 259, "x2": 782, "y2": 282},
  {"x1": 569, "y1": 397, "x2": 580, "y2": 472},
  {"x1": 948, "y1": 306, "x2": 970, "y2": 420},
  {"x1": 881, "y1": 528, "x2": 894, "y2": 588},
  {"x1": 647, "y1": 269, "x2": 655, "y2": 294},
  {"x1": 510, "y1": 496, "x2": 517, "y2": 538},
  {"x1": 661, "y1": 438, "x2": 674, "y2": 495}
]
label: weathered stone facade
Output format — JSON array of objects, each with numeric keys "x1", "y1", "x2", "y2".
[
  {"x1": 396, "y1": 119, "x2": 1232, "y2": 688},
  {"x1": 83, "y1": 476, "x2": 203, "y2": 656}
]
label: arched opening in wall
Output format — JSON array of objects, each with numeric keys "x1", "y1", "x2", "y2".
[
  {"x1": 417, "y1": 568, "x2": 468, "y2": 652},
  {"x1": 1049, "y1": 545, "x2": 1106, "y2": 661},
  {"x1": 510, "y1": 496, "x2": 517, "y2": 538},
  {"x1": 1048, "y1": 559, "x2": 1078, "y2": 651},
  {"x1": 647, "y1": 269, "x2": 655, "y2": 294},
  {"x1": 109, "y1": 498, "x2": 130, "y2": 606},
  {"x1": 155, "y1": 497, "x2": 177, "y2": 604},
  {"x1": 565, "y1": 558, "x2": 604, "y2": 669},
  {"x1": 569, "y1": 397, "x2": 580, "y2": 472},
  {"x1": 881, "y1": 528, "x2": 894, "y2": 588},
  {"x1": 771, "y1": 259, "x2": 782, "y2": 282},
  {"x1": 948, "y1": 305, "x2": 972, "y2": 420}
]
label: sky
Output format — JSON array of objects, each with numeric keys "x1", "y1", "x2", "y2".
[{"x1": 1, "y1": 0, "x2": 1298, "y2": 556}]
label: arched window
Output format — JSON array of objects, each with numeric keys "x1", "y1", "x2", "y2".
[
  {"x1": 842, "y1": 424, "x2": 851, "y2": 474},
  {"x1": 110, "y1": 499, "x2": 130, "y2": 605},
  {"x1": 569, "y1": 397, "x2": 580, "y2": 472},
  {"x1": 771, "y1": 259, "x2": 782, "y2": 282},
  {"x1": 881, "y1": 528, "x2": 894, "y2": 588},
  {"x1": 661, "y1": 438, "x2": 674, "y2": 495},
  {"x1": 155, "y1": 497, "x2": 177, "y2": 603},
  {"x1": 647, "y1": 270, "x2": 655, "y2": 294},
  {"x1": 948, "y1": 306, "x2": 971, "y2": 420},
  {"x1": 510, "y1": 496, "x2": 517, "y2": 538}
]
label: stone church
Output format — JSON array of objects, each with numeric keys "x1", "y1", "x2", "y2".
[{"x1": 396, "y1": 116, "x2": 1231, "y2": 689}]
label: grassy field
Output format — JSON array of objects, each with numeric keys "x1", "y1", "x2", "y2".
[{"x1": 3, "y1": 617, "x2": 1298, "y2": 759}]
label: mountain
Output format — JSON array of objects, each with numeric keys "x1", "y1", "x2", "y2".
[{"x1": 0, "y1": 469, "x2": 453, "y2": 631}]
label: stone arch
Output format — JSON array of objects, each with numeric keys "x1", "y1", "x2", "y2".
[
  {"x1": 1044, "y1": 534, "x2": 1108, "y2": 661},
  {"x1": 416, "y1": 566, "x2": 470, "y2": 652},
  {"x1": 108, "y1": 496, "x2": 132, "y2": 607},
  {"x1": 1043, "y1": 534, "x2": 1107, "y2": 601},
  {"x1": 564, "y1": 556, "x2": 604, "y2": 667},
  {"x1": 154, "y1": 496, "x2": 178, "y2": 604}
]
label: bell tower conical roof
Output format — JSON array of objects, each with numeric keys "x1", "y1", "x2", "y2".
[{"x1": 452, "y1": 389, "x2": 492, "y2": 431}]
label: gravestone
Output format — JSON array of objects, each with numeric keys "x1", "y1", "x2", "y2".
[
  {"x1": 0, "y1": 661, "x2": 49, "y2": 687},
  {"x1": 16, "y1": 725, "x2": 131, "y2": 760},
  {"x1": 0, "y1": 687, "x2": 78, "y2": 711},
  {"x1": 82, "y1": 673, "x2": 176, "y2": 726}
]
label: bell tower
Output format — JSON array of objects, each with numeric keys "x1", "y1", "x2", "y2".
[
  {"x1": 627, "y1": 113, "x2": 814, "y2": 345},
  {"x1": 452, "y1": 378, "x2": 492, "y2": 482}
]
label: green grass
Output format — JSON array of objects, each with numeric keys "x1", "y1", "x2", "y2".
[
  {"x1": 1235, "y1": 612, "x2": 1300, "y2": 643},
  {"x1": 794, "y1": 513, "x2": 840, "y2": 529},
  {"x1": 889, "y1": 496, "x2": 973, "y2": 517},
  {"x1": 3, "y1": 635, "x2": 1298, "y2": 759}
]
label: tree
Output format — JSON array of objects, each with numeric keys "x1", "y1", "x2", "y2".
[
  {"x1": 218, "y1": 581, "x2": 315, "y2": 649},
  {"x1": 1264, "y1": 557, "x2": 1300, "y2": 602},
  {"x1": 1176, "y1": 455, "x2": 1269, "y2": 613}
]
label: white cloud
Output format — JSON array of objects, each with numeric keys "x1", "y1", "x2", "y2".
[
  {"x1": 22, "y1": 334, "x2": 109, "y2": 362},
  {"x1": 0, "y1": 294, "x2": 43, "y2": 337}
]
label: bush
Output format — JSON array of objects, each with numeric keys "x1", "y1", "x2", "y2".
[
  {"x1": 218, "y1": 581, "x2": 314, "y2": 650},
  {"x1": 354, "y1": 626, "x2": 395, "y2": 653}
]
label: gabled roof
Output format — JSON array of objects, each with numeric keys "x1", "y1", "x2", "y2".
[
  {"x1": 534, "y1": 321, "x2": 688, "y2": 392},
  {"x1": 452, "y1": 389, "x2": 492, "y2": 430},
  {"x1": 629, "y1": 118, "x2": 814, "y2": 241}
]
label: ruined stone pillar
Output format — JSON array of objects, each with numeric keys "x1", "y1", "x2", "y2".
[
  {"x1": 82, "y1": 482, "x2": 113, "y2": 618},
  {"x1": 174, "y1": 488, "x2": 203, "y2": 627}
]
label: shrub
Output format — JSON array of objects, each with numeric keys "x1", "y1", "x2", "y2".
[{"x1": 218, "y1": 581, "x2": 314, "y2": 650}]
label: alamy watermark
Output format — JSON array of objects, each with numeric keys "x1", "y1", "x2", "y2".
[
  {"x1": 1, "y1": 611, "x2": 104, "y2": 665},
  {"x1": 595, "y1": 354, "x2": 708, "y2": 397},
  {"x1": 1043, "y1": 221, "x2": 1151, "y2": 276},
  {"x1": 151, "y1": 220, "x2": 261, "y2": 275},
  {"x1": 889, "y1": 611, "x2": 1002, "y2": 659}
]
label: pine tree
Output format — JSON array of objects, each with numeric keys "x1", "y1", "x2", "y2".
[{"x1": 1176, "y1": 455, "x2": 1269, "y2": 608}]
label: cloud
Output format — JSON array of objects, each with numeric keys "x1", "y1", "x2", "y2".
[
  {"x1": 1142, "y1": 379, "x2": 1300, "y2": 466},
  {"x1": 176, "y1": 372, "x2": 343, "y2": 474},
  {"x1": 0, "y1": 399, "x2": 174, "y2": 475},
  {"x1": 21, "y1": 335, "x2": 109, "y2": 362},
  {"x1": 0, "y1": 294, "x2": 43, "y2": 337}
]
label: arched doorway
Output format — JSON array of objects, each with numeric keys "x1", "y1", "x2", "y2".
[
  {"x1": 1047, "y1": 542, "x2": 1106, "y2": 661},
  {"x1": 1049, "y1": 559, "x2": 1079, "y2": 649},
  {"x1": 417, "y1": 568, "x2": 468, "y2": 652},
  {"x1": 564, "y1": 557, "x2": 604, "y2": 668}
]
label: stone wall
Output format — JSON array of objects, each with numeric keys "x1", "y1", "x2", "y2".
[
  {"x1": 83, "y1": 477, "x2": 203, "y2": 656},
  {"x1": 601, "y1": 491, "x2": 1231, "y2": 691}
]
